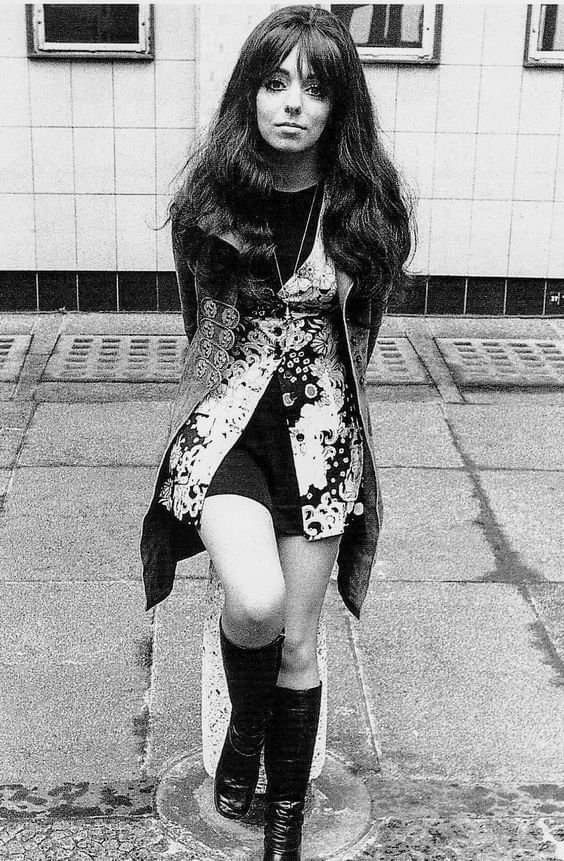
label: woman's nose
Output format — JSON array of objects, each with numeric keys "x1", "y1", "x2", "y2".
[{"x1": 284, "y1": 82, "x2": 303, "y2": 114}]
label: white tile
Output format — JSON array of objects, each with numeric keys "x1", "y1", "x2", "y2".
[
  {"x1": 0, "y1": 4, "x2": 28, "y2": 57},
  {"x1": 35, "y1": 195, "x2": 76, "y2": 270},
  {"x1": 116, "y1": 196, "x2": 157, "y2": 270},
  {"x1": 0, "y1": 194, "x2": 36, "y2": 269},
  {"x1": 115, "y1": 128, "x2": 155, "y2": 195},
  {"x1": 71, "y1": 63, "x2": 114, "y2": 127},
  {"x1": 155, "y1": 61, "x2": 196, "y2": 128},
  {"x1": 32, "y1": 128, "x2": 74, "y2": 194},
  {"x1": 440, "y1": 5, "x2": 486, "y2": 66},
  {"x1": 76, "y1": 195, "x2": 116, "y2": 270},
  {"x1": 30, "y1": 61, "x2": 72, "y2": 126},
  {"x1": 555, "y1": 141, "x2": 564, "y2": 202},
  {"x1": 473, "y1": 133, "x2": 517, "y2": 200},
  {"x1": 519, "y1": 71, "x2": 563, "y2": 135},
  {"x1": 0, "y1": 59, "x2": 30, "y2": 126},
  {"x1": 156, "y1": 128, "x2": 192, "y2": 196},
  {"x1": 468, "y1": 200, "x2": 512, "y2": 276},
  {"x1": 396, "y1": 67, "x2": 439, "y2": 133},
  {"x1": 365, "y1": 66, "x2": 398, "y2": 132},
  {"x1": 114, "y1": 63, "x2": 155, "y2": 128},
  {"x1": 482, "y1": 5, "x2": 528, "y2": 66},
  {"x1": 436, "y1": 66, "x2": 481, "y2": 133},
  {"x1": 394, "y1": 132, "x2": 435, "y2": 198},
  {"x1": 429, "y1": 199, "x2": 472, "y2": 275},
  {"x1": 156, "y1": 196, "x2": 175, "y2": 270},
  {"x1": 514, "y1": 135, "x2": 559, "y2": 202},
  {"x1": 548, "y1": 204, "x2": 564, "y2": 277},
  {"x1": 508, "y1": 201, "x2": 552, "y2": 277},
  {"x1": 154, "y1": 4, "x2": 196, "y2": 60},
  {"x1": 408, "y1": 197, "x2": 431, "y2": 274},
  {"x1": 0, "y1": 128, "x2": 33, "y2": 193},
  {"x1": 433, "y1": 133, "x2": 475, "y2": 198},
  {"x1": 74, "y1": 128, "x2": 114, "y2": 195},
  {"x1": 478, "y1": 67, "x2": 522, "y2": 134}
]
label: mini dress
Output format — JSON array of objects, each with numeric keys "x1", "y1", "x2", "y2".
[{"x1": 156, "y1": 185, "x2": 365, "y2": 541}]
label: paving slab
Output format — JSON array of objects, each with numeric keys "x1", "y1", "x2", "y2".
[
  {"x1": 479, "y1": 470, "x2": 564, "y2": 582},
  {"x1": 34, "y1": 381, "x2": 177, "y2": 403},
  {"x1": 0, "y1": 466, "x2": 154, "y2": 582},
  {"x1": 464, "y1": 388, "x2": 564, "y2": 405},
  {"x1": 527, "y1": 583, "x2": 564, "y2": 663},
  {"x1": 0, "y1": 402, "x2": 34, "y2": 428},
  {"x1": 356, "y1": 582, "x2": 564, "y2": 783},
  {"x1": 0, "y1": 428, "x2": 23, "y2": 467},
  {"x1": 325, "y1": 583, "x2": 379, "y2": 769},
  {"x1": 0, "y1": 584, "x2": 150, "y2": 785},
  {"x1": 446, "y1": 404, "x2": 564, "y2": 470},
  {"x1": 145, "y1": 579, "x2": 208, "y2": 776},
  {"x1": 369, "y1": 402, "x2": 463, "y2": 468},
  {"x1": 19, "y1": 402, "x2": 170, "y2": 466},
  {"x1": 61, "y1": 313, "x2": 185, "y2": 336},
  {"x1": 0, "y1": 469, "x2": 10, "y2": 496},
  {"x1": 375, "y1": 468, "x2": 494, "y2": 582},
  {"x1": 427, "y1": 317, "x2": 562, "y2": 340}
]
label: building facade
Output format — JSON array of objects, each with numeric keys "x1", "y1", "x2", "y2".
[{"x1": 1, "y1": 3, "x2": 563, "y2": 315}]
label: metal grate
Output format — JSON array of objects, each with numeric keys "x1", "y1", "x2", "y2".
[
  {"x1": 43, "y1": 335, "x2": 187, "y2": 382},
  {"x1": 367, "y1": 337, "x2": 429, "y2": 384},
  {"x1": 0, "y1": 335, "x2": 32, "y2": 381},
  {"x1": 436, "y1": 338, "x2": 564, "y2": 386}
]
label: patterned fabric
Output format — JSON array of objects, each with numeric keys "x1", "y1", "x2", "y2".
[{"x1": 157, "y1": 214, "x2": 364, "y2": 540}]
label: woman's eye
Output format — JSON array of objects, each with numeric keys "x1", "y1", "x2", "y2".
[
  {"x1": 306, "y1": 82, "x2": 326, "y2": 99},
  {"x1": 264, "y1": 78, "x2": 286, "y2": 92}
]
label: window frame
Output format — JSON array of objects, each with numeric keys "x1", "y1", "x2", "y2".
[
  {"x1": 329, "y1": 3, "x2": 442, "y2": 65},
  {"x1": 26, "y1": 4, "x2": 154, "y2": 60},
  {"x1": 524, "y1": 4, "x2": 564, "y2": 66}
]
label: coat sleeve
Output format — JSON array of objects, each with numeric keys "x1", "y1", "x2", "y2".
[{"x1": 173, "y1": 241, "x2": 198, "y2": 344}]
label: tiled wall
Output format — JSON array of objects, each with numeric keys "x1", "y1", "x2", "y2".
[
  {"x1": 1, "y1": 3, "x2": 564, "y2": 314},
  {"x1": 0, "y1": 3, "x2": 196, "y2": 278}
]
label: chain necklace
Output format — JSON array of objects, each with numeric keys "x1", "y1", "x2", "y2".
[{"x1": 271, "y1": 182, "x2": 320, "y2": 322}]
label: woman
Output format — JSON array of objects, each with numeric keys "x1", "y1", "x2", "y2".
[{"x1": 141, "y1": 6, "x2": 412, "y2": 859}]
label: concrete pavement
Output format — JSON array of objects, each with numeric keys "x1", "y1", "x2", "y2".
[{"x1": 1, "y1": 311, "x2": 564, "y2": 860}]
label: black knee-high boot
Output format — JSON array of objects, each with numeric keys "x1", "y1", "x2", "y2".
[
  {"x1": 263, "y1": 684, "x2": 322, "y2": 861},
  {"x1": 214, "y1": 621, "x2": 284, "y2": 820}
]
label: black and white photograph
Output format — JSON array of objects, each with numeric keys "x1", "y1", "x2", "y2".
[{"x1": 0, "y1": 2, "x2": 563, "y2": 859}]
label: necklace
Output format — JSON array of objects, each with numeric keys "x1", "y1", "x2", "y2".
[{"x1": 271, "y1": 182, "x2": 320, "y2": 321}]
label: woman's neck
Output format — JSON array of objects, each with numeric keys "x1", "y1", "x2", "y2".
[{"x1": 269, "y1": 147, "x2": 321, "y2": 192}]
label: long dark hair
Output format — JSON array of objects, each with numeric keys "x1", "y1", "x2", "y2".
[{"x1": 168, "y1": 5, "x2": 414, "y2": 305}]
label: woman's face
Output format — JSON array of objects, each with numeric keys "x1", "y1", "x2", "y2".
[{"x1": 255, "y1": 45, "x2": 332, "y2": 156}]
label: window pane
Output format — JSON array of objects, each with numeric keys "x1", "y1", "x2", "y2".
[
  {"x1": 538, "y1": 5, "x2": 564, "y2": 51},
  {"x1": 43, "y1": 5, "x2": 140, "y2": 44},
  {"x1": 331, "y1": 4, "x2": 424, "y2": 48}
]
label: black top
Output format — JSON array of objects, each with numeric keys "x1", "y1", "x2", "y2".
[{"x1": 261, "y1": 183, "x2": 323, "y2": 289}]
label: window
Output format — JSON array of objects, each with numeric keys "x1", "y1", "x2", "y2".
[
  {"x1": 330, "y1": 4, "x2": 442, "y2": 64},
  {"x1": 525, "y1": 4, "x2": 564, "y2": 65},
  {"x1": 26, "y1": 4, "x2": 154, "y2": 60}
]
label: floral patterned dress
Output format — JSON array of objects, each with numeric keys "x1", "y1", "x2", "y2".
[{"x1": 157, "y1": 205, "x2": 364, "y2": 541}]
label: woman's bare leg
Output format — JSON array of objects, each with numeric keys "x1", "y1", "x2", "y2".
[
  {"x1": 199, "y1": 494, "x2": 286, "y2": 647},
  {"x1": 276, "y1": 534, "x2": 340, "y2": 689}
]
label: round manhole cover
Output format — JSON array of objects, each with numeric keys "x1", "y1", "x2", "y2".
[{"x1": 155, "y1": 749, "x2": 372, "y2": 860}]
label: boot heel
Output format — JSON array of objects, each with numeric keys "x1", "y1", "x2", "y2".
[
  {"x1": 263, "y1": 684, "x2": 322, "y2": 860},
  {"x1": 214, "y1": 624, "x2": 284, "y2": 820}
]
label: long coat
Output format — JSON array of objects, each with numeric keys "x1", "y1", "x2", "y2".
[{"x1": 140, "y1": 234, "x2": 384, "y2": 619}]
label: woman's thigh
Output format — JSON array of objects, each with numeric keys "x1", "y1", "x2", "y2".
[
  {"x1": 277, "y1": 534, "x2": 340, "y2": 647},
  {"x1": 199, "y1": 494, "x2": 286, "y2": 643}
]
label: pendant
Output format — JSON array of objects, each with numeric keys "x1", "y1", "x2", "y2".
[{"x1": 285, "y1": 303, "x2": 291, "y2": 321}]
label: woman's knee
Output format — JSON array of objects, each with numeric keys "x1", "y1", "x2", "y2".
[
  {"x1": 224, "y1": 581, "x2": 286, "y2": 641},
  {"x1": 280, "y1": 633, "x2": 317, "y2": 676}
]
